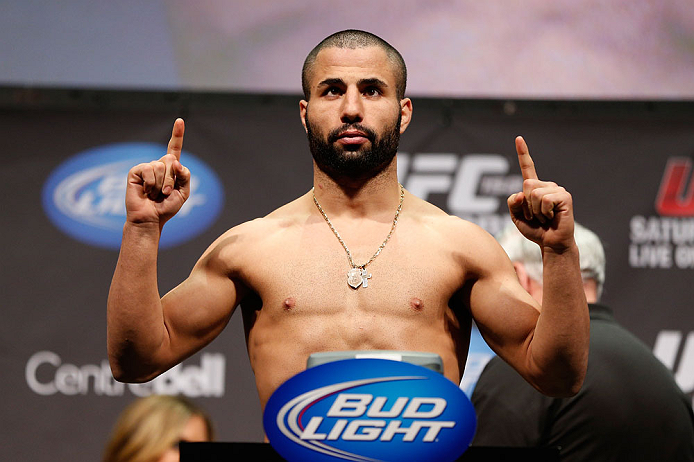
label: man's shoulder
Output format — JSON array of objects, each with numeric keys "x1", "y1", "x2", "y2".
[
  {"x1": 408, "y1": 194, "x2": 497, "y2": 242},
  {"x1": 264, "y1": 193, "x2": 311, "y2": 218},
  {"x1": 207, "y1": 194, "x2": 311, "y2": 247},
  {"x1": 409, "y1": 193, "x2": 470, "y2": 224},
  {"x1": 238, "y1": 193, "x2": 311, "y2": 227}
]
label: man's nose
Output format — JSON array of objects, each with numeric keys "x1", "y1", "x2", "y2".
[{"x1": 340, "y1": 87, "x2": 364, "y2": 124}]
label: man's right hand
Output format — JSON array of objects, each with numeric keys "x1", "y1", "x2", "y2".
[{"x1": 125, "y1": 118, "x2": 191, "y2": 227}]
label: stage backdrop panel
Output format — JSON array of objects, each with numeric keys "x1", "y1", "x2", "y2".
[{"x1": 1, "y1": 87, "x2": 692, "y2": 461}]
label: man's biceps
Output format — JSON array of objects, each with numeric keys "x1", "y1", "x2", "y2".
[
  {"x1": 468, "y1": 274, "x2": 520, "y2": 313},
  {"x1": 471, "y1": 295, "x2": 538, "y2": 351},
  {"x1": 190, "y1": 271, "x2": 241, "y2": 313}
]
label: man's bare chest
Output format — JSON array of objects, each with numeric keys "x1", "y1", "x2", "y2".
[{"x1": 237, "y1": 228, "x2": 467, "y2": 318}]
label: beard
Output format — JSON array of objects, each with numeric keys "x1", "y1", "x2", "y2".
[{"x1": 306, "y1": 110, "x2": 401, "y2": 180}]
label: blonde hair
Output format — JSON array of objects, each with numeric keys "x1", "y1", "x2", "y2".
[{"x1": 103, "y1": 395, "x2": 214, "y2": 462}]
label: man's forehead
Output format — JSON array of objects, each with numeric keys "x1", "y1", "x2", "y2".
[{"x1": 311, "y1": 46, "x2": 396, "y2": 84}]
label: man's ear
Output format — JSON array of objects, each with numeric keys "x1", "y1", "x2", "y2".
[
  {"x1": 399, "y1": 98, "x2": 413, "y2": 134},
  {"x1": 299, "y1": 100, "x2": 308, "y2": 133}
]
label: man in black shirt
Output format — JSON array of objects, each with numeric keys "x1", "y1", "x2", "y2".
[{"x1": 471, "y1": 223, "x2": 694, "y2": 461}]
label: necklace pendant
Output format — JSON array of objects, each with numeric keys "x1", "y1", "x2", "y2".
[
  {"x1": 347, "y1": 267, "x2": 372, "y2": 289},
  {"x1": 360, "y1": 268, "x2": 372, "y2": 288},
  {"x1": 347, "y1": 268, "x2": 363, "y2": 289},
  {"x1": 314, "y1": 184, "x2": 403, "y2": 291}
]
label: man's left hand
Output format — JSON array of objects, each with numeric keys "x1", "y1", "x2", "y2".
[{"x1": 508, "y1": 136, "x2": 575, "y2": 253}]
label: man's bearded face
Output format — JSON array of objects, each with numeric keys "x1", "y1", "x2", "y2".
[{"x1": 306, "y1": 108, "x2": 401, "y2": 179}]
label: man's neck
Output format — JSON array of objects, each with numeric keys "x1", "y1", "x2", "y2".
[{"x1": 312, "y1": 159, "x2": 401, "y2": 218}]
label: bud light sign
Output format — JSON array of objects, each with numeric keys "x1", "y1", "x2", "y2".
[
  {"x1": 42, "y1": 142, "x2": 224, "y2": 249},
  {"x1": 263, "y1": 359, "x2": 476, "y2": 462}
]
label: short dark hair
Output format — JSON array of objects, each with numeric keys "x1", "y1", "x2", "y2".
[{"x1": 302, "y1": 29, "x2": 407, "y2": 100}]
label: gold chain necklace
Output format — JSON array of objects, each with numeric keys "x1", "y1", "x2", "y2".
[{"x1": 312, "y1": 184, "x2": 405, "y2": 289}]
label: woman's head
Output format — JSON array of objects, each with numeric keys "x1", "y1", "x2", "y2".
[{"x1": 103, "y1": 395, "x2": 214, "y2": 462}]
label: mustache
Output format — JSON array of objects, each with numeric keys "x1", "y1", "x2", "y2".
[{"x1": 327, "y1": 124, "x2": 377, "y2": 144}]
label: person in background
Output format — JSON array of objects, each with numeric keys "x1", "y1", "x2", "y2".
[
  {"x1": 471, "y1": 222, "x2": 694, "y2": 461},
  {"x1": 103, "y1": 394, "x2": 214, "y2": 462}
]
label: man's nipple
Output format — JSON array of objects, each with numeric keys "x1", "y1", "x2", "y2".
[
  {"x1": 410, "y1": 297, "x2": 424, "y2": 311},
  {"x1": 283, "y1": 297, "x2": 296, "y2": 311}
]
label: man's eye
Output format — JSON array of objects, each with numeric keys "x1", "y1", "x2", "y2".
[
  {"x1": 325, "y1": 87, "x2": 341, "y2": 96},
  {"x1": 363, "y1": 87, "x2": 381, "y2": 97}
]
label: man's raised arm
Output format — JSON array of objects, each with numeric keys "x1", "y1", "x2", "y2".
[
  {"x1": 471, "y1": 136, "x2": 589, "y2": 397},
  {"x1": 107, "y1": 119, "x2": 237, "y2": 383}
]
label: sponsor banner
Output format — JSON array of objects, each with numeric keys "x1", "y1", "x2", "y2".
[
  {"x1": 3, "y1": 91, "x2": 694, "y2": 461},
  {"x1": 25, "y1": 351, "x2": 225, "y2": 398},
  {"x1": 654, "y1": 330, "x2": 694, "y2": 405},
  {"x1": 41, "y1": 142, "x2": 224, "y2": 249},
  {"x1": 398, "y1": 152, "x2": 520, "y2": 236},
  {"x1": 264, "y1": 359, "x2": 476, "y2": 462},
  {"x1": 629, "y1": 158, "x2": 694, "y2": 269}
]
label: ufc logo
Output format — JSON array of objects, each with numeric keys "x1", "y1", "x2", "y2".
[
  {"x1": 653, "y1": 330, "x2": 694, "y2": 396},
  {"x1": 656, "y1": 158, "x2": 694, "y2": 217},
  {"x1": 397, "y1": 153, "x2": 522, "y2": 216}
]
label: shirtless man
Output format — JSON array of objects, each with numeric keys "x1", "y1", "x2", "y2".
[{"x1": 107, "y1": 30, "x2": 589, "y2": 411}]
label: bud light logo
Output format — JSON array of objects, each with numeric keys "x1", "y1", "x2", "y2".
[
  {"x1": 263, "y1": 359, "x2": 476, "y2": 462},
  {"x1": 42, "y1": 142, "x2": 224, "y2": 249}
]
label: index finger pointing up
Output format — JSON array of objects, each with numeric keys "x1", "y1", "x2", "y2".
[
  {"x1": 515, "y1": 136, "x2": 538, "y2": 180},
  {"x1": 167, "y1": 118, "x2": 185, "y2": 160}
]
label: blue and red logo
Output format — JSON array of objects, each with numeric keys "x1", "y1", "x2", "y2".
[
  {"x1": 263, "y1": 359, "x2": 476, "y2": 462},
  {"x1": 42, "y1": 142, "x2": 224, "y2": 249}
]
